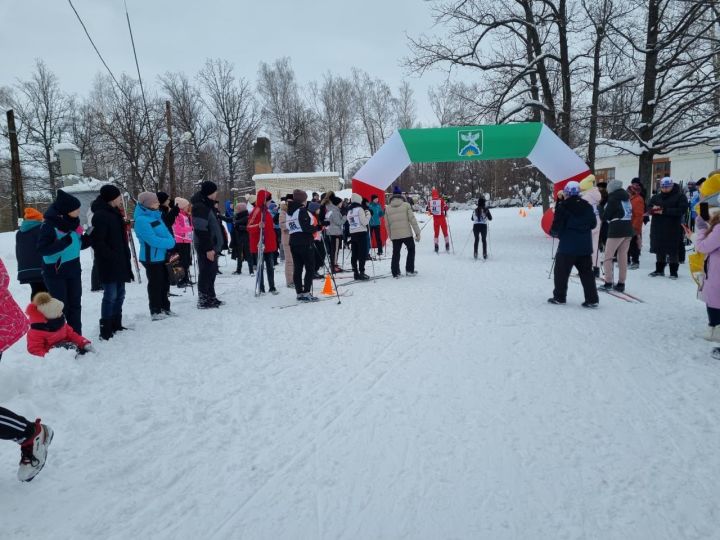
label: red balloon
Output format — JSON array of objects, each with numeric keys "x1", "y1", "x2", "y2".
[{"x1": 541, "y1": 208, "x2": 554, "y2": 236}]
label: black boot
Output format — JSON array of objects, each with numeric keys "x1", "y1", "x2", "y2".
[
  {"x1": 99, "y1": 319, "x2": 114, "y2": 341},
  {"x1": 669, "y1": 263, "x2": 679, "y2": 279},
  {"x1": 112, "y1": 314, "x2": 124, "y2": 333},
  {"x1": 649, "y1": 262, "x2": 665, "y2": 277}
]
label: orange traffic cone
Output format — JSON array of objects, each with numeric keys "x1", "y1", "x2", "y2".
[{"x1": 321, "y1": 274, "x2": 335, "y2": 296}]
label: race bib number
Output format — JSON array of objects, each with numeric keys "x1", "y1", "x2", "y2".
[{"x1": 430, "y1": 199, "x2": 443, "y2": 216}]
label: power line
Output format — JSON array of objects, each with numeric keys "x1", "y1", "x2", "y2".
[
  {"x1": 124, "y1": 0, "x2": 160, "y2": 179},
  {"x1": 66, "y1": 0, "x2": 126, "y2": 97}
]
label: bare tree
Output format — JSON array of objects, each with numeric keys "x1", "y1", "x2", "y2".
[
  {"x1": 159, "y1": 71, "x2": 213, "y2": 191},
  {"x1": 352, "y1": 69, "x2": 396, "y2": 156},
  {"x1": 9, "y1": 60, "x2": 71, "y2": 192},
  {"x1": 310, "y1": 74, "x2": 356, "y2": 177},
  {"x1": 199, "y1": 59, "x2": 260, "y2": 192},
  {"x1": 257, "y1": 58, "x2": 315, "y2": 172},
  {"x1": 579, "y1": 0, "x2": 635, "y2": 170},
  {"x1": 394, "y1": 81, "x2": 417, "y2": 130},
  {"x1": 90, "y1": 74, "x2": 165, "y2": 195},
  {"x1": 607, "y1": 0, "x2": 720, "y2": 194}
]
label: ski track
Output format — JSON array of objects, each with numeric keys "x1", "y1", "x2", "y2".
[{"x1": 0, "y1": 208, "x2": 719, "y2": 539}]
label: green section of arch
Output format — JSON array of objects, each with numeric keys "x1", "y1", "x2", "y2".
[{"x1": 398, "y1": 123, "x2": 543, "y2": 163}]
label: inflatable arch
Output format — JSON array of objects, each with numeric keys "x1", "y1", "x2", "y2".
[{"x1": 350, "y1": 122, "x2": 590, "y2": 238}]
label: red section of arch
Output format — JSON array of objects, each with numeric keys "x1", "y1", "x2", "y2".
[
  {"x1": 552, "y1": 170, "x2": 593, "y2": 199},
  {"x1": 352, "y1": 178, "x2": 388, "y2": 248}
]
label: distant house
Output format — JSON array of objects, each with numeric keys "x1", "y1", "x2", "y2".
[
  {"x1": 252, "y1": 172, "x2": 345, "y2": 199},
  {"x1": 593, "y1": 140, "x2": 720, "y2": 189}
]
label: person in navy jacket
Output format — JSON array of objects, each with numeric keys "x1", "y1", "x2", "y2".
[{"x1": 548, "y1": 181, "x2": 599, "y2": 308}]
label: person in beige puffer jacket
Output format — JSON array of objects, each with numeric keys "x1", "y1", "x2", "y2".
[{"x1": 384, "y1": 189, "x2": 421, "y2": 277}]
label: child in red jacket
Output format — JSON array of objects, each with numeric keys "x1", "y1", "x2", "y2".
[{"x1": 26, "y1": 292, "x2": 92, "y2": 357}]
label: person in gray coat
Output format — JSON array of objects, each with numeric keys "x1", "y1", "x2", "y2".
[
  {"x1": 321, "y1": 192, "x2": 346, "y2": 273},
  {"x1": 384, "y1": 188, "x2": 421, "y2": 278}
]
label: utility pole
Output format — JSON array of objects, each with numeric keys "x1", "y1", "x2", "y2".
[
  {"x1": 6, "y1": 110, "x2": 25, "y2": 228},
  {"x1": 165, "y1": 101, "x2": 177, "y2": 200}
]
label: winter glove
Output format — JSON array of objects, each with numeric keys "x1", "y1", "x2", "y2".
[
  {"x1": 75, "y1": 226, "x2": 84, "y2": 235},
  {"x1": 415, "y1": 233, "x2": 421, "y2": 242},
  {"x1": 643, "y1": 216, "x2": 650, "y2": 225}
]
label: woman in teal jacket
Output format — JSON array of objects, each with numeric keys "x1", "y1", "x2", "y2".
[
  {"x1": 368, "y1": 195, "x2": 385, "y2": 256},
  {"x1": 134, "y1": 192, "x2": 176, "y2": 320}
]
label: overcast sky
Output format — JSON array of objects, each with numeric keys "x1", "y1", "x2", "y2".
[{"x1": 0, "y1": 0, "x2": 451, "y2": 125}]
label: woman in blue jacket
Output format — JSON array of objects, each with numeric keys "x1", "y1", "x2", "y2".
[{"x1": 134, "y1": 192, "x2": 176, "y2": 320}]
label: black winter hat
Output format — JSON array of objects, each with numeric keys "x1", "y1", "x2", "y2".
[
  {"x1": 54, "y1": 190, "x2": 81, "y2": 214},
  {"x1": 201, "y1": 181, "x2": 218, "y2": 197},
  {"x1": 100, "y1": 184, "x2": 122, "y2": 203},
  {"x1": 156, "y1": 191, "x2": 170, "y2": 205}
]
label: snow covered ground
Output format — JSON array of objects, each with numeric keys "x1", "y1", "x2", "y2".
[{"x1": 1, "y1": 208, "x2": 719, "y2": 539}]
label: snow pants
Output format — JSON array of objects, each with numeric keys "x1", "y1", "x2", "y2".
[
  {"x1": 196, "y1": 254, "x2": 218, "y2": 303},
  {"x1": 591, "y1": 226, "x2": 601, "y2": 268},
  {"x1": 0, "y1": 407, "x2": 33, "y2": 443},
  {"x1": 603, "y1": 237, "x2": 631, "y2": 284},
  {"x1": 628, "y1": 235, "x2": 642, "y2": 265},
  {"x1": 176, "y1": 243, "x2": 192, "y2": 278},
  {"x1": 370, "y1": 226, "x2": 383, "y2": 255},
  {"x1": 234, "y1": 234, "x2": 253, "y2": 274},
  {"x1": 43, "y1": 272, "x2": 83, "y2": 335},
  {"x1": 433, "y1": 216, "x2": 449, "y2": 244},
  {"x1": 708, "y1": 306, "x2": 720, "y2": 327},
  {"x1": 290, "y1": 244, "x2": 314, "y2": 295},
  {"x1": 142, "y1": 262, "x2": 170, "y2": 315},
  {"x1": 553, "y1": 254, "x2": 599, "y2": 304},
  {"x1": 473, "y1": 224, "x2": 488, "y2": 256},
  {"x1": 254, "y1": 253, "x2": 275, "y2": 292},
  {"x1": 350, "y1": 232, "x2": 368, "y2": 274},
  {"x1": 28, "y1": 281, "x2": 47, "y2": 302},
  {"x1": 328, "y1": 235, "x2": 343, "y2": 269},
  {"x1": 391, "y1": 237, "x2": 415, "y2": 277}
]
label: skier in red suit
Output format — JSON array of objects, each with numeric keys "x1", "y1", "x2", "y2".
[{"x1": 428, "y1": 188, "x2": 450, "y2": 253}]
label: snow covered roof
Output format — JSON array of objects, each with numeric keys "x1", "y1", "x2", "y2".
[
  {"x1": 61, "y1": 176, "x2": 110, "y2": 193},
  {"x1": 53, "y1": 142, "x2": 80, "y2": 153},
  {"x1": 253, "y1": 172, "x2": 343, "y2": 181}
]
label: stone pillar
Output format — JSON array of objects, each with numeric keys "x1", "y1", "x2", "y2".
[{"x1": 254, "y1": 137, "x2": 272, "y2": 175}]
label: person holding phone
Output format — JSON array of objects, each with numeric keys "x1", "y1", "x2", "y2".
[{"x1": 648, "y1": 177, "x2": 688, "y2": 279}]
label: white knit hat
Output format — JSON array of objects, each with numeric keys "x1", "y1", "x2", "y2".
[{"x1": 33, "y1": 292, "x2": 65, "y2": 320}]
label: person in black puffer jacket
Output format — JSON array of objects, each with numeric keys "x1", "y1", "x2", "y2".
[
  {"x1": 191, "y1": 182, "x2": 224, "y2": 308},
  {"x1": 548, "y1": 181, "x2": 599, "y2": 307},
  {"x1": 232, "y1": 202, "x2": 253, "y2": 275},
  {"x1": 90, "y1": 185, "x2": 134, "y2": 340},
  {"x1": 287, "y1": 189, "x2": 318, "y2": 301},
  {"x1": 598, "y1": 180, "x2": 635, "y2": 292},
  {"x1": 15, "y1": 208, "x2": 47, "y2": 300},
  {"x1": 648, "y1": 177, "x2": 688, "y2": 279}
]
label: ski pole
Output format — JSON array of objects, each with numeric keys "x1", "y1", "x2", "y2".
[
  {"x1": 546, "y1": 236, "x2": 556, "y2": 279},
  {"x1": 447, "y1": 217, "x2": 455, "y2": 254},
  {"x1": 254, "y1": 204, "x2": 266, "y2": 297},
  {"x1": 121, "y1": 193, "x2": 142, "y2": 285}
]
